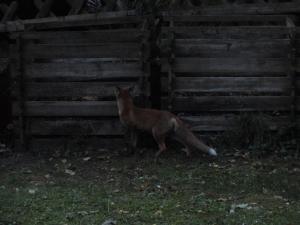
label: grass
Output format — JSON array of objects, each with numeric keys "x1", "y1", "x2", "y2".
[{"x1": 0, "y1": 150, "x2": 299, "y2": 225}]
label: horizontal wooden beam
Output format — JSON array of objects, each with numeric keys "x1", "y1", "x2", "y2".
[
  {"x1": 162, "y1": 2, "x2": 300, "y2": 16},
  {"x1": 13, "y1": 82, "x2": 137, "y2": 99},
  {"x1": 22, "y1": 43, "x2": 140, "y2": 59},
  {"x1": 0, "y1": 10, "x2": 139, "y2": 32},
  {"x1": 169, "y1": 39, "x2": 289, "y2": 58},
  {"x1": 162, "y1": 96, "x2": 294, "y2": 112},
  {"x1": 162, "y1": 26, "x2": 289, "y2": 39},
  {"x1": 13, "y1": 101, "x2": 118, "y2": 117},
  {"x1": 19, "y1": 61, "x2": 142, "y2": 81},
  {"x1": 161, "y1": 57, "x2": 288, "y2": 75},
  {"x1": 161, "y1": 77, "x2": 291, "y2": 94},
  {"x1": 11, "y1": 29, "x2": 143, "y2": 44}
]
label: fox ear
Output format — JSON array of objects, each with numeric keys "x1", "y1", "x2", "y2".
[
  {"x1": 128, "y1": 86, "x2": 135, "y2": 93},
  {"x1": 128, "y1": 86, "x2": 135, "y2": 96},
  {"x1": 115, "y1": 86, "x2": 121, "y2": 95}
]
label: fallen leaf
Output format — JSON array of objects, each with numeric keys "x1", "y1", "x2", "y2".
[
  {"x1": 65, "y1": 169, "x2": 76, "y2": 176},
  {"x1": 83, "y1": 157, "x2": 91, "y2": 161}
]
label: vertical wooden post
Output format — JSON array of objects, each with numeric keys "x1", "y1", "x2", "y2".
[
  {"x1": 140, "y1": 17, "x2": 150, "y2": 106},
  {"x1": 286, "y1": 16, "x2": 298, "y2": 156},
  {"x1": 167, "y1": 19, "x2": 175, "y2": 111},
  {"x1": 15, "y1": 34, "x2": 27, "y2": 151}
]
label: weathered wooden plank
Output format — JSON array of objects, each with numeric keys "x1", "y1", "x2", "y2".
[
  {"x1": 15, "y1": 29, "x2": 142, "y2": 44},
  {"x1": 180, "y1": 115, "x2": 293, "y2": 132},
  {"x1": 26, "y1": 118, "x2": 123, "y2": 136},
  {"x1": 23, "y1": 43, "x2": 140, "y2": 59},
  {"x1": 16, "y1": 82, "x2": 136, "y2": 99},
  {"x1": 162, "y1": 96, "x2": 293, "y2": 112},
  {"x1": 161, "y1": 77, "x2": 290, "y2": 94},
  {"x1": 162, "y1": 26, "x2": 289, "y2": 39},
  {"x1": 22, "y1": 10, "x2": 139, "y2": 30},
  {"x1": 13, "y1": 101, "x2": 118, "y2": 117},
  {"x1": 163, "y1": 3, "x2": 300, "y2": 15},
  {"x1": 161, "y1": 58, "x2": 288, "y2": 75},
  {"x1": 22, "y1": 61, "x2": 142, "y2": 81},
  {"x1": 163, "y1": 15, "x2": 289, "y2": 23},
  {"x1": 172, "y1": 39, "x2": 289, "y2": 58}
]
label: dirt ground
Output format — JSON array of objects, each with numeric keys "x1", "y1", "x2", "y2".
[{"x1": 0, "y1": 148, "x2": 299, "y2": 225}]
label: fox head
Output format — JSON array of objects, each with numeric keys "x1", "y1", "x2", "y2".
[{"x1": 114, "y1": 86, "x2": 135, "y2": 101}]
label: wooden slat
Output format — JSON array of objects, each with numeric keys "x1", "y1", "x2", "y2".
[
  {"x1": 162, "y1": 26, "x2": 289, "y2": 39},
  {"x1": 23, "y1": 43, "x2": 140, "y2": 59},
  {"x1": 13, "y1": 101, "x2": 118, "y2": 117},
  {"x1": 21, "y1": 62, "x2": 142, "y2": 81},
  {"x1": 2, "y1": 10, "x2": 139, "y2": 32},
  {"x1": 17, "y1": 82, "x2": 136, "y2": 99},
  {"x1": 16, "y1": 29, "x2": 142, "y2": 44},
  {"x1": 163, "y1": 15, "x2": 289, "y2": 23},
  {"x1": 161, "y1": 58, "x2": 288, "y2": 75},
  {"x1": 180, "y1": 115, "x2": 293, "y2": 132},
  {"x1": 163, "y1": 3, "x2": 300, "y2": 15},
  {"x1": 162, "y1": 96, "x2": 293, "y2": 112},
  {"x1": 173, "y1": 39, "x2": 289, "y2": 58},
  {"x1": 27, "y1": 118, "x2": 123, "y2": 136},
  {"x1": 161, "y1": 77, "x2": 290, "y2": 94}
]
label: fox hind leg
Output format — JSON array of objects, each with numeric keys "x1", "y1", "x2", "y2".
[{"x1": 152, "y1": 128, "x2": 168, "y2": 163}]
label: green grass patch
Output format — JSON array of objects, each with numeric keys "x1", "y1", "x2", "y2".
[{"x1": 0, "y1": 153, "x2": 299, "y2": 225}]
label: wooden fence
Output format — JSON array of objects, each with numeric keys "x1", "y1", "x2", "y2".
[
  {"x1": 160, "y1": 14, "x2": 300, "y2": 135},
  {"x1": 3, "y1": 9, "x2": 300, "y2": 152},
  {"x1": 10, "y1": 16, "x2": 150, "y2": 152}
]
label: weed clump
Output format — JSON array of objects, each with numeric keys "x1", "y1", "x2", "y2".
[{"x1": 217, "y1": 113, "x2": 298, "y2": 157}]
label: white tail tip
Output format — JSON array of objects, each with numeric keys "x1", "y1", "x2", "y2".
[{"x1": 208, "y1": 148, "x2": 217, "y2": 156}]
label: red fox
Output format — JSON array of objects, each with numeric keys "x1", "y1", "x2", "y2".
[{"x1": 115, "y1": 87, "x2": 217, "y2": 161}]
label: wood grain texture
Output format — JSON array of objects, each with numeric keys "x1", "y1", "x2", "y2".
[
  {"x1": 161, "y1": 58, "x2": 288, "y2": 75},
  {"x1": 15, "y1": 82, "x2": 136, "y2": 99},
  {"x1": 162, "y1": 26, "x2": 289, "y2": 39},
  {"x1": 162, "y1": 96, "x2": 294, "y2": 112},
  {"x1": 13, "y1": 101, "x2": 118, "y2": 117},
  {"x1": 21, "y1": 61, "x2": 142, "y2": 81},
  {"x1": 161, "y1": 77, "x2": 291, "y2": 94},
  {"x1": 23, "y1": 43, "x2": 140, "y2": 59}
]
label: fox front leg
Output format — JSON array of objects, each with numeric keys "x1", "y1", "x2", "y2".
[{"x1": 124, "y1": 126, "x2": 137, "y2": 155}]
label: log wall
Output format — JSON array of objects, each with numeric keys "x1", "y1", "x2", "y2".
[
  {"x1": 10, "y1": 17, "x2": 149, "y2": 152},
  {"x1": 5, "y1": 10, "x2": 300, "y2": 152},
  {"x1": 160, "y1": 15, "x2": 300, "y2": 135}
]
